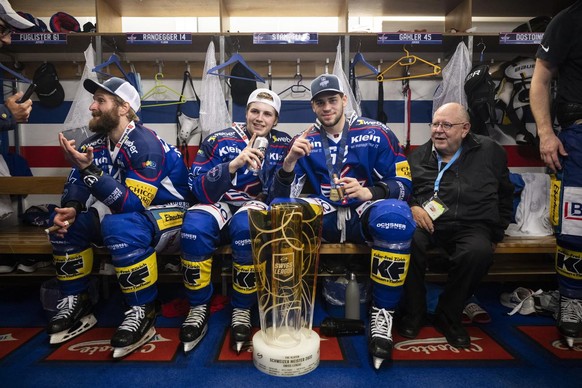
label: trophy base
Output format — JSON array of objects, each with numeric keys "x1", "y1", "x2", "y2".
[{"x1": 252, "y1": 329, "x2": 320, "y2": 377}]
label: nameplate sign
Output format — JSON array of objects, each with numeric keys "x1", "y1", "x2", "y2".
[
  {"x1": 253, "y1": 32, "x2": 318, "y2": 45},
  {"x1": 378, "y1": 33, "x2": 442, "y2": 45},
  {"x1": 499, "y1": 32, "x2": 544, "y2": 45},
  {"x1": 11, "y1": 33, "x2": 67, "y2": 45},
  {"x1": 126, "y1": 33, "x2": 192, "y2": 45}
]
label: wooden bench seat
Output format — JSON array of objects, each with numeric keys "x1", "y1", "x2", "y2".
[{"x1": 0, "y1": 176, "x2": 558, "y2": 285}]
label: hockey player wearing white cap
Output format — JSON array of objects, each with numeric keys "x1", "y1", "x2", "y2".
[
  {"x1": 46, "y1": 77, "x2": 193, "y2": 358},
  {"x1": 179, "y1": 89, "x2": 292, "y2": 354}
]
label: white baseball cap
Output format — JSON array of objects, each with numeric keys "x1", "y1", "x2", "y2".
[
  {"x1": 247, "y1": 88, "x2": 281, "y2": 115},
  {"x1": 84, "y1": 77, "x2": 141, "y2": 112},
  {"x1": 0, "y1": 0, "x2": 34, "y2": 30}
]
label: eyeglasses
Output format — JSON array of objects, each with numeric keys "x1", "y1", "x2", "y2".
[
  {"x1": 0, "y1": 25, "x2": 13, "y2": 38},
  {"x1": 429, "y1": 122, "x2": 466, "y2": 130}
]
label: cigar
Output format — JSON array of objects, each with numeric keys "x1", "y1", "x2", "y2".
[{"x1": 45, "y1": 221, "x2": 69, "y2": 234}]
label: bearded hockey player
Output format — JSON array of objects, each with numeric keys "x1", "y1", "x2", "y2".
[{"x1": 46, "y1": 77, "x2": 192, "y2": 358}]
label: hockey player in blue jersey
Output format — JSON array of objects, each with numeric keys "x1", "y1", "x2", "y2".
[
  {"x1": 46, "y1": 77, "x2": 192, "y2": 358},
  {"x1": 274, "y1": 74, "x2": 416, "y2": 369},
  {"x1": 179, "y1": 89, "x2": 291, "y2": 353}
]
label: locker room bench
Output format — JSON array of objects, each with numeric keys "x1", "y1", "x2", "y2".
[{"x1": 0, "y1": 176, "x2": 558, "y2": 287}]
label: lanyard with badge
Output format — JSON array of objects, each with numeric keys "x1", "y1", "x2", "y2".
[
  {"x1": 317, "y1": 119, "x2": 349, "y2": 202},
  {"x1": 422, "y1": 147, "x2": 462, "y2": 220},
  {"x1": 107, "y1": 122, "x2": 135, "y2": 179}
]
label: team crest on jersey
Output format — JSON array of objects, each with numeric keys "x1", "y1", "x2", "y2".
[{"x1": 142, "y1": 160, "x2": 157, "y2": 169}]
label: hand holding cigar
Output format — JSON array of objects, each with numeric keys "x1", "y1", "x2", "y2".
[{"x1": 45, "y1": 220, "x2": 69, "y2": 235}]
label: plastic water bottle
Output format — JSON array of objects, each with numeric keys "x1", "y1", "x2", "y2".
[{"x1": 345, "y1": 272, "x2": 360, "y2": 320}]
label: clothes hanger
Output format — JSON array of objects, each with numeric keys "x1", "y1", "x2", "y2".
[
  {"x1": 206, "y1": 52, "x2": 265, "y2": 83},
  {"x1": 0, "y1": 63, "x2": 32, "y2": 84},
  {"x1": 350, "y1": 42, "x2": 379, "y2": 79},
  {"x1": 92, "y1": 54, "x2": 131, "y2": 83},
  {"x1": 278, "y1": 59, "x2": 310, "y2": 95},
  {"x1": 377, "y1": 46, "x2": 441, "y2": 82},
  {"x1": 140, "y1": 72, "x2": 187, "y2": 108}
]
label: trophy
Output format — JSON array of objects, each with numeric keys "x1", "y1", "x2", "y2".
[{"x1": 248, "y1": 200, "x2": 323, "y2": 377}]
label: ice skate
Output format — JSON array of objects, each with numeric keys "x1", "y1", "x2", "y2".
[
  {"x1": 111, "y1": 302, "x2": 157, "y2": 358},
  {"x1": 47, "y1": 293, "x2": 96, "y2": 344},
  {"x1": 557, "y1": 295, "x2": 582, "y2": 348},
  {"x1": 368, "y1": 306, "x2": 394, "y2": 369},
  {"x1": 230, "y1": 307, "x2": 252, "y2": 355},
  {"x1": 180, "y1": 304, "x2": 209, "y2": 353}
]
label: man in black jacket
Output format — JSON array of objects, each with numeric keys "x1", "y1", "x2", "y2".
[{"x1": 398, "y1": 102, "x2": 514, "y2": 348}]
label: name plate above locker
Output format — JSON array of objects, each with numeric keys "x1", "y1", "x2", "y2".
[
  {"x1": 499, "y1": 32, "x2": 544, "y2": 45},
  {"x1": 377, "y1": 33, "x2": 442, "y2": 45},
  {"x1": 11, "y1": 33, "x2": 67, "y2": 45},
  {"x1": 253, "y1": 32, "x2": 319, "y2": 44},
  {"x1": 126, "y1": 33, "x2": 192, "y2": 44}
]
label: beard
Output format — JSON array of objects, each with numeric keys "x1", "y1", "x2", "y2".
[{"x1": 89, "y1": 108, "x2": 120, "y2": 135}]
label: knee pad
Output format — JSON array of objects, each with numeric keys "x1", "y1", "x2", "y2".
[
  {"x1": 181, "y1": 255, "x2": 213, "y2": 291},
  {"x1": 181, "y1": 208, "x2": 222, "y2": 256},
  {"x1": 53, "y1": 247, "x2": 93, "y2": 296},
  {"x1": 102, "y1": 212, "x2": 154, "y2": 256},
  {"x1": 113, "y1": 247, "x2": 158, "y2": 304},
  {"x1": 366, "y1": 199, "x2": 416, "y2": 249}
]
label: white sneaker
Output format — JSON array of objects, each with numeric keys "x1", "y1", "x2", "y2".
[{"x1": 500, "y1": 287, "x2": 542, "y2": 315}]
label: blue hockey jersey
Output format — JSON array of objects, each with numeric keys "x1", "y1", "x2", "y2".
[
  {"x1": 190, "y1": 123, "x2": 291, "y2": 204},
  {"x1": 62, "y1": 121, "x2": 192, "y2": 213},
  {"x1": 291, "y1": 114, "x2": 412, "y2": 205}
]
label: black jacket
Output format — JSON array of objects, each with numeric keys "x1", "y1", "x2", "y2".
[{"x1": 408, "y1": 133, "x2": 514, "y2": 243}]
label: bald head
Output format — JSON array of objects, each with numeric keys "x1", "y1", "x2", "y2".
[{"x1": 434, "y1": 102, "x2": 470, "y2": 123}]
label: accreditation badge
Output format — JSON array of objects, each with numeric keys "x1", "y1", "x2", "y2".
[{"x1": 422, "y1": 194, "x2": 448, "y2": 221}]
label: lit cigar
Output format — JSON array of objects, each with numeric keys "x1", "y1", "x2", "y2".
[{"x1": 45, "y1": 220, "x2": 69, "y2": 235}]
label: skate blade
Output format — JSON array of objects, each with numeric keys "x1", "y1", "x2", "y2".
[
  {"x1": 183, "y1": 324, "x2": 208, "y2": 353},
  {"x1": 49, "y1": 314, "x2": 97, "y2": 345},
  {"x1": 233, "y1": 339, "x2": 252, "y2": 355},
  {"x1": 112, "y1": 327, "x2": 156, "y2": 359},
  {"x1": 373, "y1": 356, "x2": 385, "y2": 370},
  {"x1": 566, "y1": 336, "x2": 575, "y2": 348}
]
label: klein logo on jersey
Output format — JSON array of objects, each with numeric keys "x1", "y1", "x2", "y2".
[
  {"x1": 351, "y1": 133, "x2": 381, "y2": 144},
  {"x1": 395, "y1": 160, "x2": 411, "y2": 180},
  {"x1": 219, "y1": 145, "x2": 242, "y2": 157},
  {"x1": 370, "y1": 250, "x2": 409, "y2": 286},
  {"x1": 126, "y1": 178, "x2": 157, "y2": 207}
]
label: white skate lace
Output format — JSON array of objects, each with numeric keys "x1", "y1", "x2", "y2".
[
  {"x1": 183, "y1": 305, "x2": 208, "y2": 328},
  {"x1": 560, "y1": 296, "x2": 582, "y2": 323},
  {"x1": 118, "y1": 306, "x2": 146, "y2": 332},
  {"x1": 231, "y1": 308, "x2": 251, "y2": 329},
  {"x1": 53, "y1": 295, "x2": 79, "y2": 320},
  {"x1": 370, "y1": 307, "x2": 393, "y2": 341}
]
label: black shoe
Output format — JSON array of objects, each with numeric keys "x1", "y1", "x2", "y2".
[
  {"x1": 433, "y1": 314, "x2": 470, "y2": 348},
  {"x1": 397, "y1": 313, "x2": 425, "y2": 339}
]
